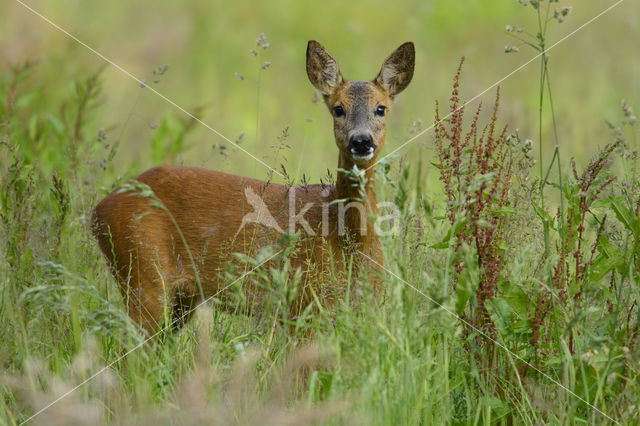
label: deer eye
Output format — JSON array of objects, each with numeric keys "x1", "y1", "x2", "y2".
[
  {"x1": 375, "y1": 106, "x2": 386, "y2": 117},
  {"x1": 333, "y1": 105, "x2": 345, "y2": 118}
]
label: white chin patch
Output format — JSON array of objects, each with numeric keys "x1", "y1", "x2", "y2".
[{"x1": 350, "y1": 150, "x2": 374, "y2": 163}]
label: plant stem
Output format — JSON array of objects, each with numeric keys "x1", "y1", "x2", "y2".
[
  {"x1": 255, "y1": 55, "x2": 263, "y2": 178},
  {"x1": 545, "y1": 67, "x2": 565, "y2": 245}
]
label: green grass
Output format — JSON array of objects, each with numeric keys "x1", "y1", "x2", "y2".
[{"x1": 2, "y1": 0, "x2": 640, "y2": 424}]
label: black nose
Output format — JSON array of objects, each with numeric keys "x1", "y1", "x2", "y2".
[{"x1": 348, "y1": 134, "x2": 375, "y2": 155}]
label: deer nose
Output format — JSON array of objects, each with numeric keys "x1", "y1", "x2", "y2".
[{"x1": 348, "y1": 134, "x2": 376, "y2": 156}]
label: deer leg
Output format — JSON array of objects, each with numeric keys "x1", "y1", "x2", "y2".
[
  {"x1": 170, "y1": 278, "x2": 200, "y2": 331},
  {"x1": 112, "y1": 241, "x2": 189, "y2": 337}
]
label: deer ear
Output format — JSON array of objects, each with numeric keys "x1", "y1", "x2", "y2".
[
  {"x1": 375, "y1": 42, "x2": 415, "y2": 97},
  {"x1": 306, "y1": 40, "x2": 343, "y2": 96}
]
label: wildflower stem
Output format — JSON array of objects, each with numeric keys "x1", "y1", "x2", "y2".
[
  {"x1": 506, "y1": 33, "x2": 540, "y2": 51},
  {"x1": 545, "y1": 68, "x2": 565, "y2": 246},
  {"x1": 537, "y1": 38, "x2": 548, "y2": 254},
  {"x1": 533, "y1": 0, "x2": 566, "y2": 258},
  {"x1": 255, "y1": 56, "x2": 262, "y2": 177}
]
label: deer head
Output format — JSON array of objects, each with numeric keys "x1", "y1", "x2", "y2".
[{"x1": 306, "y1": 40, "x2": 415, "y2": 168}]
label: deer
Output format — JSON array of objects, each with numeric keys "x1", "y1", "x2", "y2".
[{"x1": 92, "y1": 40, "x2": 415, "y2": 335}]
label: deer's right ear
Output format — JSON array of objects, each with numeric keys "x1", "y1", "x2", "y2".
[{"x1": 306, "y1": 40, "x2": 343, "y2": 96}]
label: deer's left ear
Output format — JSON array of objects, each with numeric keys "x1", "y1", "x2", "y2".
[{"x1": 375, "y1": 42, "x2": 415, "y2": 97}]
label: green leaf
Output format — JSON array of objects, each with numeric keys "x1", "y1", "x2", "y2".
[
  {"x1": 591, "y1": 199, "x2": 610, "y2": 209},
  {"x1": 491, "y1": 206, "x2": 517, "y2": 216},
  {"x1": 429, "y1": 241, "x2": 451, "y2": 249},
  {"x1": 16, "y1": 89, "x2": 41, "y2": 109},
  {"x1": 428, "y1": 219, "x2": 469, "y2": 249},
  {"x1": 610, "y1": 198, "x2": 639, "y2": 235},
  {"x1": 150, "y1": 118, "x2": 168, "y2": 165},
  {"x1": 589, "y1": 253, "x2": 620, "y2": 282},
  {"x1": 512, "y1": 319, "x2": 532, "y2": 334},
  {"x1": 28, "y1": 115, "x2": 38, "y2": 140},
  {"x1": 485, "y1": 297, "x2": 513, "y2": 335},
  {"x1": 502, "y1": 286, "x2": 529, "y2": 317},
  {"x1": 531, "y1": 200, "x2": 552, "y2": 223},
  {"x1": 455, "y1": 280, "x2": 473, "y2": 316},
  {"x1": 46, "y1": 113, "x2": 65, "y2": 137}
]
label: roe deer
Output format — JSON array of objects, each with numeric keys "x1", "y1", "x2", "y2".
[{"x1": 92, "y1": 40, "x2": 415, "y2": 335}]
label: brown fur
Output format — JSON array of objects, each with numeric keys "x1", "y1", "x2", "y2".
[{"x1": 92, "y1": 40, "x2": 414, "y2": 335}]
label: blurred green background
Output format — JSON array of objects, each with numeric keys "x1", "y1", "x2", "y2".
[{"x1": 1, "y1": 0, "x2": 639, "y2": 186}]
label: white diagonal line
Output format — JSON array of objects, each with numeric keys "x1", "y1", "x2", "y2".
[
  {"x1": 370, "y1": 0, "x2": 626, "y2": 171},
  {"x1": 358, "y1": 250, "x2": 620, "y2": 425},
  {"x1": 12, "y1": 0, "x2": 283, "y2": 178},
  {"x1": 18, "y1": 248, "x2": 284, "y2": 425}
]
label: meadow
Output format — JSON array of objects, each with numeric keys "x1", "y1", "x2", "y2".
[{"x1": 1, "y1": 0, "x2": 640, "y2": 424}]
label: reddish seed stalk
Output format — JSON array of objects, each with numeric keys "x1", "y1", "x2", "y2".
[
  {"x1": 434, "y1": 59, "x2": 513, "y2": 333},
  {"x1": 542, "y1": 142, "x2": 620, "y2": 350}
]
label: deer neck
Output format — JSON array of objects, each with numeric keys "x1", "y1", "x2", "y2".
[{"x1": 334, "y1": 152, "x2": 378, "y2": 247}]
